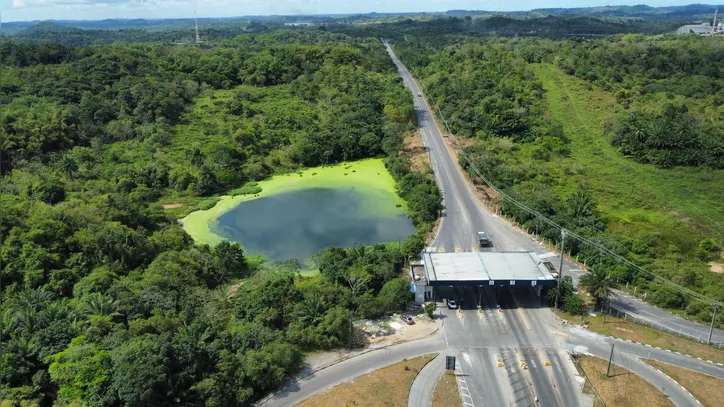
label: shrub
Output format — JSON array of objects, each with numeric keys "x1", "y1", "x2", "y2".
[{"x1": 229, "y1": 182, "x2": 263, "y2": 196}]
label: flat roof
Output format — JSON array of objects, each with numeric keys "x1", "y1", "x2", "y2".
[{"x1": 422, "y1": 251, "x2": 556, "y2": 286}]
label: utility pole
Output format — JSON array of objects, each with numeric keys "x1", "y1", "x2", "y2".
[
  {"x1": 606, "y1": 343, "x2": 615, "y2": 377},
  {"x1": 554, "y1": 229, "x2": 567, "y2": 309},
  {"x1": 708, "y1": 304, "x2": 720, "y2": 345}
]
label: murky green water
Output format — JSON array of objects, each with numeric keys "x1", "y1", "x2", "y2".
[{"x1": 211, "y1": 188, "x2": 415, "y2": 264}]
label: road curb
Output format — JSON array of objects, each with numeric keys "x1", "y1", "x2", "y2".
[
  {"x1": 606, "y1": 335, "x2": 723, "y2": 366},
  {"x1": 256, "y1": 323, "x2": 442, "y2": 406},
  {"x1": 552, "y1": 312, "x2": 724, "y2": 368},
  {"x1": 641, "y1": 360, "x2": 703, "y2": 406},
  {"x1": 407, "y1": 353, "x2": 441, "y2": 405}
]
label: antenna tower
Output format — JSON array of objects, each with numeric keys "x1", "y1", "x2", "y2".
[
  {"x1": 711, "y1": 9, "x2": 718, "y2": 35},
  {"x1": 195, "y1": 10, "x2": 201, "y2": 43}
]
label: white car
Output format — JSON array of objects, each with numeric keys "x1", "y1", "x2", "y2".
[{"x1": 447, "y1": 299, "x2": 457, "y2": 309}]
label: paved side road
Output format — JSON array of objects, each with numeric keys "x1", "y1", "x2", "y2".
[
  {"x1": 258, "y1": 335, "x2": 445, "y2": 407},
  {"x1": 408, "y1": 353, "x2": 444, "y2": 407}
]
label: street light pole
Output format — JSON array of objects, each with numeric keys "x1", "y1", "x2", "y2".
[
  {"x1": 708, "y1": 304, "x2": 720, "y2": 345},
  {"x1": 554, "y1": 229, "x2": 567, "y2": 309},
  {"x1": 606, "y1": 343, "x2": 615, "y2": 377}
]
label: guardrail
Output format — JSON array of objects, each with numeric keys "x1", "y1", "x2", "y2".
[{"x1": 606, "y1": 306, "x2": 724, "y2": 349}]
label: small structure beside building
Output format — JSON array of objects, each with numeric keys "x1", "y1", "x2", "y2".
[
  {"x1": 409, "y1": 259, "x2": 434, "y2": 303},
  {"x1": 677, "y1": 22, "x2": 720, "y2": 35}
]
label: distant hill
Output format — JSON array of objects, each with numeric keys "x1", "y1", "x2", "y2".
[
  {"x1": 21, "y1": 22, "x2": 84, "y2": 34},
  {"x1": 531, "y1": 4, "x2": 723, "y2": 19}
]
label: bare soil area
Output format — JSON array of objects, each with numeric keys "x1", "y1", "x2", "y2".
[
  {"x1": 356, "y1": 313, "x2": 437, "y2": 347},
  {"x1": 161, "y1": 202, "x2": 184, "y2": 209},
  {"x1": 402, "y1": 131, "x2": 432, "y2": 175}
]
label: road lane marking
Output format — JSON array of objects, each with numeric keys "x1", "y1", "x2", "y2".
[
  {"x1": 516, "y1": 308, "x2": 533, "y2": 331},
  {"x1": 455, "y1": 359, "x2": 475, "y2": 407}
]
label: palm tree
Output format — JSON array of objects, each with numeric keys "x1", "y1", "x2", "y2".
[
  {"x1": 579, "y1": 267, "x2": 616, "y2": 311},
  {"x1": 567, "y1": 187, "x2": 597, "y2": 228},
  {"x1": 81, "y1": 292, "x2": 118, "y2": 318},
  {"x1": 13, "y1": 287, "x2": 53, "y2": 314},
  {"x1": 295, "y1": 293, "x2": 327, "y2": 326},
  {"x1": 57, "y1": 154, "x2": 78, "y2": 178}
]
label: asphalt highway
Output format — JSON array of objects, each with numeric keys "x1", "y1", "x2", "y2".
[
  {"x1": 385, "y1": 43, "x2": 724, "y2": 346},
  {"x1": 384, "y1": 41, "x2": 724, "y2": 406},
  {"x1": 386, "y1": 42, "x2": 584, "y2": 407}
]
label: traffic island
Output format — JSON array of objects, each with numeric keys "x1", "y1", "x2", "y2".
[
  {"x1": 576, "y1": 355, "x2": 674, "y2": 407},
  {"x1": 432, "y1": 370, "x2": 462, "y2": 407}
]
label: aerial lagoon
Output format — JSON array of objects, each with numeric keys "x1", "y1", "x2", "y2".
[{"x1": 181, "y1": 159, "x2": 416, "y2": 266}]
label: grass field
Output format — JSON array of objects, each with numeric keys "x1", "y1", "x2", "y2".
[
  {"x1": 295, "y1": 354, "x2": 437, "y2": 407},
  {"x1": 531, "y1": 63, "x2": 724, "y2": 264},
  {"x1": 432, "y1": 370, "x2": 461, "y2": 407},
  {"x1": 645, "y1": 359, "x2": 724, "y2": 407},
  {"x1": 557, "y1": 311, "x2": 724, "y2": 364},
  {"x1": 577, "y1": 355, "x2": 674, "y2": 407}
]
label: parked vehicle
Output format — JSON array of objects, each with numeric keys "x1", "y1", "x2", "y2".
[
  {"x1": 447, "y1": 299, "x2": 457, "y2": 309},
  {"x1": 401, "y1": 316, "x2": 415, "y2": 325}
]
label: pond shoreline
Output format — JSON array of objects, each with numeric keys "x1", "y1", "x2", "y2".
[{"x1": 180, "y1": 159, "x2": 416, "y2": 267}]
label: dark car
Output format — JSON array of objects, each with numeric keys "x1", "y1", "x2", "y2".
[
  {"x1": 401, "y1": 316, "x2": 415, "y2": 325},
  {"x1": 477, "y1": 231, "x2": 490, "y2": 247}
]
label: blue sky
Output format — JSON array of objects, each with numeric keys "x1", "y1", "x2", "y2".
[{"x1": 0, "y1": 0, "x2": 720, "y2": 22}]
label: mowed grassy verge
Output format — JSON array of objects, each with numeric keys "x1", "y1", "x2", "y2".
[
  {"x1": 531, "y1": 63, "x2": 724, "y2": 259},
  {"x1": 577, "y1": 355, "x2": 674, "y2": 407},
  {"x1": 432, "y1": 370, "x2": 461, "y2": 407},
  {"x1": 295, "y1": 354, "x2": 437, "y2": 407},
  {"x1": 557, "y1": 311, "x2": 724, "y2": 364},
  {"x1": 644, "y1": 359, "x2": 724, "y2": 407}
]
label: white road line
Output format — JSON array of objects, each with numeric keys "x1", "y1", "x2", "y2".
[{"x1": 455, "y1": 358, "x2": 475, "y2": 407}]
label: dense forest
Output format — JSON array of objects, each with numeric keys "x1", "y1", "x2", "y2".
[
  {"x1": 392, "y1": 33, "x2": 724, "y2": 324},
  {"x1": 0, "y1": 30, "x2": 440, "y2": 406},
  {"x1": 2, "y1": 12, "x2": 724, "y2": 406}
]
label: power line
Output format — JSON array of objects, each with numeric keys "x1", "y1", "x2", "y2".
[{"x1": 398, "y1": 52, "x2": 719, "y2": 306}]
